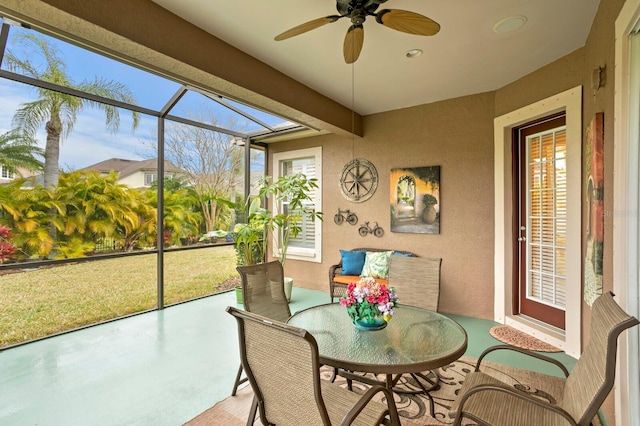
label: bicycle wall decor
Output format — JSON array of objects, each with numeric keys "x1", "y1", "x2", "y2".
[
  {"x1": 358, "y1": 221, "x2": 384, "y2": 237},
  {"x1": 334, "y1": 209, "x2": 358, "y2": 225}
]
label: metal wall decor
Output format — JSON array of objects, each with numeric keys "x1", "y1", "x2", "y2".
[
  {"x1": 334, "y1": 209, "x2": 358, "y2": 225},
  {"x1": 339, "y1": 158, "x2": 378, "y2": 202},
  {"x1": 358, "y1": 221, "x2": 384, "y2": 237}
]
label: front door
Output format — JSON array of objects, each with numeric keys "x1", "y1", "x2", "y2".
[{"x1": 514, "y1": 114, "x2": 566, "y2": 330}]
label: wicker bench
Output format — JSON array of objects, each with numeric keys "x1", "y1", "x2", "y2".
[{"x1": 328, "y1": 247, "x2": 416, "y2": 302}]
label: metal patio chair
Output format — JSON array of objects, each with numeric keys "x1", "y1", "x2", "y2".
[
  {"x1": 227, "y1": 306, "x2": 401, "y2": 426},
  {"x1": 386, "y1": 256, "x2": 443, "y2": 392},
  {"x1": 230, "y1": 260, "x2": 292, "y2": 396},
  {"x1": 450, "y1": 291, "x2": 639, "y2": 426}
]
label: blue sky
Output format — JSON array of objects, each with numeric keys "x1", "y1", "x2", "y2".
[{"x1": 0, "y1": 22, "x2": 286, "y2": 170}]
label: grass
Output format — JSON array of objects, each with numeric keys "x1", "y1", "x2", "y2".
[{"x1": 0, "y1": 245, "x2": 239, "y2": 348}]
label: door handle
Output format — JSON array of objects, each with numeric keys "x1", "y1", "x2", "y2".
[{"x1": 518, "y1": 226, "x2": 526, "y2": 242}]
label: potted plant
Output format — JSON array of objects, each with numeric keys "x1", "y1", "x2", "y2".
[
  {"x1": 230, "y1": 202, "x2": 265, "y2": 304},
  {"x1": 231, "y1": 173, "x2": 323, "y2": 301},
  {"x1": 421, "y1": 193, "x2": 438, "y2": 224},
  {"x1": 234, "y1": 174, "x2": 323, "y2": 301}
]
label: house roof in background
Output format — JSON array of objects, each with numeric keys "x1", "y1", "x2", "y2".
[{"x1": 84, "y1": 158, "x2": 183, "y2": 179}]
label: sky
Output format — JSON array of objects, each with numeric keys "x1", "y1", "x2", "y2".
[{"x1": 0, "y1": 21, "x2": 289, "y2": 171}]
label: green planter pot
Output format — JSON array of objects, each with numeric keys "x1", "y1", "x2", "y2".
[{"x1": 235, "y1": 286, "x2": 243, "y2": 304}]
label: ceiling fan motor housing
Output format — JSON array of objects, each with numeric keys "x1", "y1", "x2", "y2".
[{"x1": 337, "y1": 0, "x2": 388, "y2": 18}]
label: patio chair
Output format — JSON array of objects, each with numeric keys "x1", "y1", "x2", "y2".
[
  {"x1": 450, "y1": 291, "x2": 639, "y2": 426},
  {"x1": 337, "y1": 256, "x2": 443, "y2": 400},
  {"x1": 226, "y1": 306, "x2": 401, "y2": 426},
  {"x1": 388, "y1": 256, "x2": 441, "y2": 311},
  {"x1": 231, "y1": 261, "x2": 292, "y2": 396},
  {"x1": 386, "y1": 257, "x2": 442, "y2": 397}
]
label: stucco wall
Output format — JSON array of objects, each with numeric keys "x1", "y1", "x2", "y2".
[
  {"x1": 493, "y1": 0, "x2": 625, "y2": 421},
  {"x1": 270, "y1": 92, "x2": 496, "y2": 319}
]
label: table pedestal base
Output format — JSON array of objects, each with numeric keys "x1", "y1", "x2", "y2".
[{"x1": 336, "y1": 369, "x2": 440, "y2": 418}]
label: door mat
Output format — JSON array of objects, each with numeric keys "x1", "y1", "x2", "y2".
[{"x1": 489, "y1": 325, "x2": 561, "y2": 352}]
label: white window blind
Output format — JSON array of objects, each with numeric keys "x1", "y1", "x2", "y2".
[
  {"x1": 272, "y1": 147, "x2": 322, "y2": 263},
  {"x1": 527, "y1": 127, "x2": 567, "y2": 309},
  {"x1": 282, "y1": 157, "x2": 317, "y2": 250}
]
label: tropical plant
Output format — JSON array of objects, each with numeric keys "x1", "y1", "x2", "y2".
[
  {"x1": 4, "y1": 32, "x2": 140, "y2": 189},
  {"x1": 0, "y1": 178, "x2": 60, "y2": 259},
  {"x1": 53, "y1": 170, "x2": 150, "y2": 254},
  {"x1": 252, "y1": 173, "x2": 323, "y2": 266},
  {"x1": 0, "y1": 129, "x2": 44, "y2": 175},
  {"x1": 146, "y1": 184, "x2": 202, "y2": 247},
  {"x1": 231, "y1": 197, "x2": 265, "y2": 266}
]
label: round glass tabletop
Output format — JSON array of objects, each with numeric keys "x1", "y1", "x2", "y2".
[{"x1": 288, "y1": 303, "x2": 468, "y2": 374}]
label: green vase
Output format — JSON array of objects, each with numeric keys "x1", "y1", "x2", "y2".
[{"x1": 353, "y1": 316, "x2": 387, "y2": 331}]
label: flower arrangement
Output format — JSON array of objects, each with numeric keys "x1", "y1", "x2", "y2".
[{"x1": 340, "y1": 276, "x2": 398, "y2": 324}]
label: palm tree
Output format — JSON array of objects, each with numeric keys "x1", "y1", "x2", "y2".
[
  {"x1": 0, "y1": 129, "x2": 44, "y2": 175},
  {"x1": 3, "y1": 32, "x2": 140, "y2": 189}
]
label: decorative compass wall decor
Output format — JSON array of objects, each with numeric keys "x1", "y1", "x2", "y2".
[{"x1": 339, "y1": 158, "x2": 378, "y2": 202}]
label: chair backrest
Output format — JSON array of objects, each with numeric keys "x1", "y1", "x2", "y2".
[
  {"x1": 237, "y1": 260, "x2": 291, "y2": 322},
  {"x1": 226, "y1": 306, "x2": 331, "y2": 425},
  {"x1": 388, "y1": 256, "x2": 442, "y2": 311},
  {"x1": 560, "y1": 291, "x2": 639, "y2": 425}
]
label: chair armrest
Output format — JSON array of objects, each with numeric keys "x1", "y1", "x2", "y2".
[
  {"x1": 476, "y1": 344, "x2": 570, "y2": 377},
  {"x1": 453, "y1": 384, "x2": 577, "y2": 426},
  {"x1": 342, "y1": 385, "x2": 400, "y2": 426},
  {"x1": 329, "y1": 263, "x2": 342, "y2": 280}
]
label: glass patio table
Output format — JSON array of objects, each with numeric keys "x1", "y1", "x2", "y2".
[{"x1": 287, "y1": 303, "x2": 468, "y2": 416}]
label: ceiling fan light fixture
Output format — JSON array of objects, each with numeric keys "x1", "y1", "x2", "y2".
[
  {"x1": 493, "y1": 15, "x2": 527, "y2": 34},
  {"x1": 406, "y1": 49, "x2": 423, "y2": 58}
]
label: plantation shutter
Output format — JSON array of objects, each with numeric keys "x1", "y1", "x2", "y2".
[
  {"x1": 527, "y1": 127, "x2": 567, "y2": 309},
  {"x1": 282, "y1": 158, "x2": 316, "y2": 249}
]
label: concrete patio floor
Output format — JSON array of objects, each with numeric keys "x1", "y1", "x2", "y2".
[{"x1": 0, "y1": 287, "x2": 576, "y2": 425}]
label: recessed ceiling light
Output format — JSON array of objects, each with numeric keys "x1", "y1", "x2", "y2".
[
  {"x1": 493, "y1": 16, "x2": 527, "y2": 34},
  {"x1": 406, "y1": 49, "x2": 423, "y2": 58}
]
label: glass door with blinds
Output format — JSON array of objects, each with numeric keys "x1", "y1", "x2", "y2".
[{"x1": 517, "y1": 115, "x2": 567, "y2": 329}]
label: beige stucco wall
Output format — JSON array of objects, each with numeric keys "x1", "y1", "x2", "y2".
[
  {"x1": 0, "y1": 0, "x2": 632, "y2": 419},
  {"x1": 269, "y1": 92, "x2": 496, "y2": 319}
]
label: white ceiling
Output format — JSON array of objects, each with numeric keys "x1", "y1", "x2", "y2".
[{"x1": 150, "y1": 0, "x2": 599, "y2": 116}]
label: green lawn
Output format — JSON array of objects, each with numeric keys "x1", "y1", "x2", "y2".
[{"x1": 0, "y1": 245, "x2": 238, "y2": 348}]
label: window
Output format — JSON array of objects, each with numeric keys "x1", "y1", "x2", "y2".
[
  {"x1": 272, "y1": 147, "x2": 322, "y2": 263},
  {"x1": 0, "y1": 166, "x2": 14, "y2": 179},
  {"x1": 145, "y1": 173, "x2": 157, "y2": 186}
]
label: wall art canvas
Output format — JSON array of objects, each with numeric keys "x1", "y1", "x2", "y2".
[
  {"x1": 390, "y1": 166, "x2": 440, "y2": 234},
  {"x1": 584, "y1": 112, "x2": 604, "y2": 306}
]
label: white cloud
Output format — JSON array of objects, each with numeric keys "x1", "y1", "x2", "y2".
[{"x1": 0, "y1": 79, "x2": 158, "y2": 170}]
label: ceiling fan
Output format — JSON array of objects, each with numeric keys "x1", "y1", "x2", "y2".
[{"x1": 274, "y1": 0, "x2": 440, "y2": 64}]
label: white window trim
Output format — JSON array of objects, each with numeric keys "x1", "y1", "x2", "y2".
[
  {"x1": 0, "y1": 165, "x2": 15, "y2": 180},
  {"x1": 494, "y1": 86, "x2": 582, "y2": 358},
  {"x1": 614, "y1": 1, "x2": 640, "y2": 424},
  {"x1": 271, "y1": 147, "x2": 322, "y2": 263}
]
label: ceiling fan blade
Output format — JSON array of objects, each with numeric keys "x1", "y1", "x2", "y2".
[
  {"x1": 274, "y1": 16, "x2": 340, "y2": 41},
  {"x1": 375, "y1": 9, "x2": 440, "y2": 36},
  {"x1": 343, "y1": 25, "x2": 364, "y2": 64}
]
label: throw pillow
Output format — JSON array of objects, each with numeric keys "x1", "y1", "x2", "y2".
[
  {"x1": 340, "y1": 250, "x2": 366, "y2": 275},
  {"x1": 361, "y1": 251, "x2": 393, "y2": 279},
  {"x1": 393, "y1": 251, "x2": 413, "y2": 257}
]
